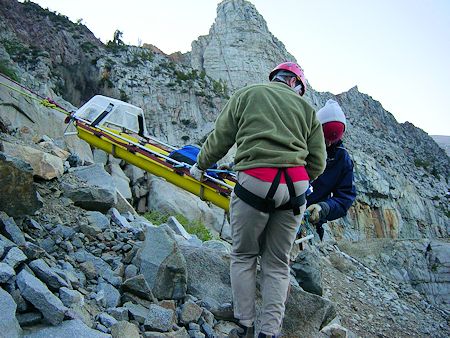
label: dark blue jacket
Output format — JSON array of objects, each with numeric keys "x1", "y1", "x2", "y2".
[{"x1": 307, "y1": 141, "x2": 356, "y2": 223}]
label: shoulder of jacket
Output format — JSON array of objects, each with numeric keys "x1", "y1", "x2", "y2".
[
  {"x1": 298, "y1": 96, "x2": 314, "y2": 110},
  {"x1": 243, "y1": 83, "x2": 271, "y2": 90},
  {"x1": 233, "y1": 83, "x2": 270, "y2": 97},
  {"x1": 336, "y1": 146, "x2": 354, "y2": 168}
]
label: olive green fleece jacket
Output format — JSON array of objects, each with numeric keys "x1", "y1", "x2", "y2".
[{"x1": 197, "y1": 81, "x2": 326, "y2": 180}]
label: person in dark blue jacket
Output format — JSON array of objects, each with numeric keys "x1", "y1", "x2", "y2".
[{"x1": 306, "y1": 99, "x2": 356, "y2": 240}]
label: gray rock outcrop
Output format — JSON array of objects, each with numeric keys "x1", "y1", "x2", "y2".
[
  {"x1": 29, "y1": 259, "x2": 71, "y2": 290},
  {"x1": 23, "y1": 319, "x2": 110, "y2": 338},
  {"x1": 137, "y1": 225, "x2": 187, "y2": 300},
  {"x1": 0, "y1": 152, "x2": 42, "y2": 216},
  {"x1": 291, "y1": 249, "x2": 323, "y2": 296},
  {"x1": 1, "y1": 141, "x2": 64, "y2": 180},
  {"x1": 338, "y1": 239, "x2": 450, "y2": 305},
  {"x1": 180, "y1": 245, "x2": 232, "y2": 309},
  {"x1": 0, "y1": 287, "x2": 22, "y2": 338},
  {"x1": 283, "y1": 285, "x2": 336, "y2": 336},
  {"x1": 16, "y1": 269, "x2": 68, "y2": 325},
  {"x1": 110, "y1": 321, "x2": 140, "y2": 338},
  {"x1": 61, "y1": 164, "x2": 117, "y2": 211},
  {"x1": 190, "y1": 0, "x2": 295, "y2": 90},
  {"x1": 0, "y1": 211, "x2": 26, "y2": 245},
  {"x1": 144, "y1": 304, "x2": 176, "y2": 332}
]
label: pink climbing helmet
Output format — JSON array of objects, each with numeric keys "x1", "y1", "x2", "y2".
[{"x1": 269, "y1": 62, "x2": 307, "y2": 96}]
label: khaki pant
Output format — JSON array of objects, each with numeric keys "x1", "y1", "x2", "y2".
[{"x1": 230, "y1": 171, "x2": 308, "y2": 335}]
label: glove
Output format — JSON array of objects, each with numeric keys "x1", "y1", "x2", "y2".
[
  {"x1": 307, "y1": 202, "x2": 330, "y2": 241},
  {"x1": 306, "y1": 202, "x2": 330, "y2": 224},
  {"x1": 190, "y1": 163, "x2": 205, "y2": 181},
  {"x1": 306, "y1": 204, "x2": 322, "y2": 224}
]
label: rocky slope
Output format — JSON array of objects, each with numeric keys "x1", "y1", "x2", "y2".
[
  {"x1": 0, "y1": 0, "x2": 449, "y2": 337},
  {"x1": 0, "y1": 129, "x2": 448, "y2": 337},
  {"x1": 189, "y1": 0, "x2": 295, "y2": 90},
  {"x1": 188, "y1": 0, "x2": 449, "y2": 243},
  {"x1": 431, "y1": 135, "x2": 450, "y2": 156},
  {"x1": 2, "y1": 0, "x2": 448, "y2": 241}
]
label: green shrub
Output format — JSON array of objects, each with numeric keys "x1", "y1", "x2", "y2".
[
  {"x1": 0, "y1": 60, "x2": 19, "y2": 81},
  {"x1": 174, "y1": 214, "x2": 212, "y2": 241},
  {"x1": 414, "y1": 158, "x2": 430, "y2": 169},
  {"x1": 125, "y1": 56, "x2": 141, "y2": 67},
  {"x1": 138, "y1": 50, "x2": 154, "y2": 62},
  {"x1": 143, "y1": 211, "x2": 213, "y2": 241},
  {"x1": 106, "y1": 30, "x2": 127, "y2": 53},
  {"x1": 106, "y1": 41, "x2": 126, "y2": 53},
  {"x1": 143, "y1": 210, "x2": 170, "y2": 225},
  {"x1": 174, "y1": 213, "x2": 189, "y2": 225},
  {"x1": 212, "y1": 79, "x2": 228, "y2": 97},
  {"x1": 430, "y1": 167, "x2": 440, "y2": 179},
  {"x1": 180, "y1": 119, "x2": 191, "y2": 126},
  {"x1": 2, "y1": 39, "x2": 29, "y2": 63},
  {"x1": 81, "y1": 41, "x2": 97, "y2": 53},
  {"x1": 175, "y1": 70, "x2": 198, "y2": 82},
  {"x1": 160, "y1": 61, "x2": 176, "y2": 71},
  {"x1": 175, "y1": 70, "x2": 190, "y2": 81},
  {"x1": 431, "y1": 262, "x2": 440, "y2": 272},
  {"x1": 185, "y1": 221, "x2": 212, "y2": 241},
  {"x1": 119, "y1": 89, "x2": 129, "y2": 102}
]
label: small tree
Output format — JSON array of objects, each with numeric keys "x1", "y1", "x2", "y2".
[
  {"x1": 112, "y1": 30, "x2": 124, "y2": 46},
  {"x1": 106, "y1": 29, "x2": 126, "y2": 53}
]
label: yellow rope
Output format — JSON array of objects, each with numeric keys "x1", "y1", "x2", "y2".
[
  {"x1": 39, "y1": 98, "x2": 69, "y2": 115},
  {"x1": 0, "y1": 80, "x2": 69, "y2": 115},
  {"x1": 0, "y1": 81, "x2": 37, "y2": 101}
]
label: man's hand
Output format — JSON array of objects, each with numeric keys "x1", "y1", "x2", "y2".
[
  {"x1": 306, "y1": 204, "x2": 322, "y2": 224},
  {"x1": 190, "y1": 163, "x2": 205, "y2": 181},
  {"x1": 306, "y1": 202, "x2": 330, "y2": 224}
]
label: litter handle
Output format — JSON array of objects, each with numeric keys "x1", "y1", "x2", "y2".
[{"x1": 294, "y1": 234, "x2": 314, "y2": 244}]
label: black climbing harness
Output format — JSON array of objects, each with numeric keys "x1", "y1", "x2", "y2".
[{"x1": 234, "y1": 168, "x2": 305, "y2": 215}]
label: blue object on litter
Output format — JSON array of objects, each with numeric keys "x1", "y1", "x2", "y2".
[{"x1": 168, "y1": 145, "x2": 220, "y2": 178}]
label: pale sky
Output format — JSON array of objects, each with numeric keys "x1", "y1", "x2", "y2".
[{"x1": 26, "y1": 0, "x2": 450, "y2": 136}]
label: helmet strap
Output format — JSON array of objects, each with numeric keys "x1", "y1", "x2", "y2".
[
  {"x1": 272, "y1": 74, "x2": 289, "y2": 83},
  {"x1": 273, "y1": 74, "x2": 303, "y2": 95},
  {"x1": 289, "y1": 77, "x2": 303, "y2": 95},
  {"x1": 293, "y1": 84, "x2": 303, "y2": 95}
]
